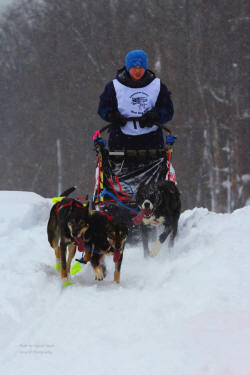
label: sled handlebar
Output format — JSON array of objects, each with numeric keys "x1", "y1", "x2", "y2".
[{"x1": 99, "y1": 122, "x2": 171, "y2": 134}]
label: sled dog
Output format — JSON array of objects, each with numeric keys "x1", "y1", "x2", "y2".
[
  {"x1": 134, "y1": 181, "x2": 181, "y2": 257},
  {"x1": 84, "y1": 212, "x2": 128, "y2": 283},
  {"x1": 47, "y1": 187, "x2": 90, "y2": 283}
]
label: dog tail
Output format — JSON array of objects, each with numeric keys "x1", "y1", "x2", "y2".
[{"x1": 60, "y1": 186, "x2": 76, "y2": 197}]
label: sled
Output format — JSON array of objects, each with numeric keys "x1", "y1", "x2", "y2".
[{"x1": 92, "y1": 124, "x2": 176, "y2": 244}]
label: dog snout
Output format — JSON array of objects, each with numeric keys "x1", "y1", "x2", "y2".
[
  {"x1": 72, "y1": 226, "x2": 84, "y2": 238},
  {"x1": 115, "y1": 236, "x2": 126, "y2": 251},
  {"x1": 72, "y1": 230, "x2": 79, "y2": 237},
  {"x1": 115, "y1": 240, "x2": 122, "y2": 250},
  {"x1": 142, "y1": 200, "x2": 152, "y2": 210}
]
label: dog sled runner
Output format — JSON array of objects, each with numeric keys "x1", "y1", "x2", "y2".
[{"x1": 92, "y1": 124, "x2": 176, "y2": 244}]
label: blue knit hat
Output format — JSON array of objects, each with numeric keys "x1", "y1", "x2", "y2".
[{"x1": 125, "y1": 50, "x2": 148, "y2": 71}]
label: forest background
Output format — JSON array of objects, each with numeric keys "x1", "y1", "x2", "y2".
[{"x1": 0, "y1": 0, "x2": 249, "y2": 212}]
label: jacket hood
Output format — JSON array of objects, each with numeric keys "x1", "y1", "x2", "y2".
[{"x1": 115, "y1": 67, "x2": 156, "y2": 88}]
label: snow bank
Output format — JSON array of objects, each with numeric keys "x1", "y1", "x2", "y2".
[{"x1": 0, "y1": 191, "x2": 249, "y2": 375}]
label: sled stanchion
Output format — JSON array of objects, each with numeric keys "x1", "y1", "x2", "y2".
[
  {"x1": 167, "y1": 149, "x2": 172, "y2": 181},
  {"x1": 99, "y1": 153, "x2": 104, "y2": 203},
  {"x1": 165, "y1": 133, "x2": 176, "y2": 182},
  {"x1": 93, "y1": 129, "x2": 105, "y2": 207}
]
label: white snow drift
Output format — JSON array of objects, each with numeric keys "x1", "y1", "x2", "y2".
[{"x1": 0, "y1": 191, "x2": 249, "y2": 375}]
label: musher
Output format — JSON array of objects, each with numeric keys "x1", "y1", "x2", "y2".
[{"x1": 97, "y1": 49, "x2": 176, "y2": 183}]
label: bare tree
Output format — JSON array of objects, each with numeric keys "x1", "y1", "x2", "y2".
[{"x1": 0, "y1": 0, "x2": 249, "y2": 211}]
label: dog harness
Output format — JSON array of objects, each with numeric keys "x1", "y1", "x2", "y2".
[{"x1": 55, "y1": 199, "x2": 85, "y2": 216}]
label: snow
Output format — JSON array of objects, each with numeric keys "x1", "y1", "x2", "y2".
[{"x1": 0, "y1": 191, "x2": 250, "y2": 375}]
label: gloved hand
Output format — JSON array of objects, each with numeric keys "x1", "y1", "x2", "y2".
[
  {"x1": 139, "y1": 108, "x2": 160, "y2": 128},
  {"x1": 106, "y1": 110, "x2": 127, "y2": 126},
  {"x1": 165, "y1": 135, "x2": 177, "y2": 145},
  {"x1": 94, "y1": 137, "x2": 106, "y2": 148}
]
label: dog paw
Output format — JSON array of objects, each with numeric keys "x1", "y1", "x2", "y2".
[
  {"x1": 70, "y1": 262, "x2": 82, "y2": 275},
  {"x1": 55, "y1": 261, "x2": 61, "y2": 272},
  {"x1": 149, "y1": 241, "x2": 161, "y2": 257},
  {"x1": 62, "y1": 277, "x2": 72, "y2": 287},
  {"x1": 94, "y1": 265, "x2": 104, "y2": 281}
]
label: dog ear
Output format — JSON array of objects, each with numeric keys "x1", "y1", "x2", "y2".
[{"x1": 163, "y1": 181, "x2": 177, "y2": 195}]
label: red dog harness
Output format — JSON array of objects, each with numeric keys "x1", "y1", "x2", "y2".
[{"x1": 55, "y1": 200, "x2": 85, "y2": 216}]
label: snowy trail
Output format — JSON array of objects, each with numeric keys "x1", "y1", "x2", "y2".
[{"x1": 0, "y1": 191, "x2": 250, "y2": 375}]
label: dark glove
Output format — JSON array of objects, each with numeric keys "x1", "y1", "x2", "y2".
[
  {"x1": 139, "y1": 108, "x2": 160, "y2": 128},
  {"x1": 106, "y1": 110, "x2": 127, "y2": 126},
  {"x1": 94, "y1": 137, "x2": 106, "y2": 148}
]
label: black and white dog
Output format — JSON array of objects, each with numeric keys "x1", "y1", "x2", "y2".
[{"x1": 133, "y1": 181, "x2": 181, "y2": 257}]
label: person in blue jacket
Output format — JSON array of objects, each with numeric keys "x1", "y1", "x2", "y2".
[{"x1": 98, "y1": 49, "x2": 174, "y2": 151}]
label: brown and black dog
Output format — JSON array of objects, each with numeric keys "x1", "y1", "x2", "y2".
[
  {"x1": 84, "y1": 212, "x2": 128, "y2": 283},
  {"x1": 47, "y1": 187, "x2": 90, "y2": 284}
]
